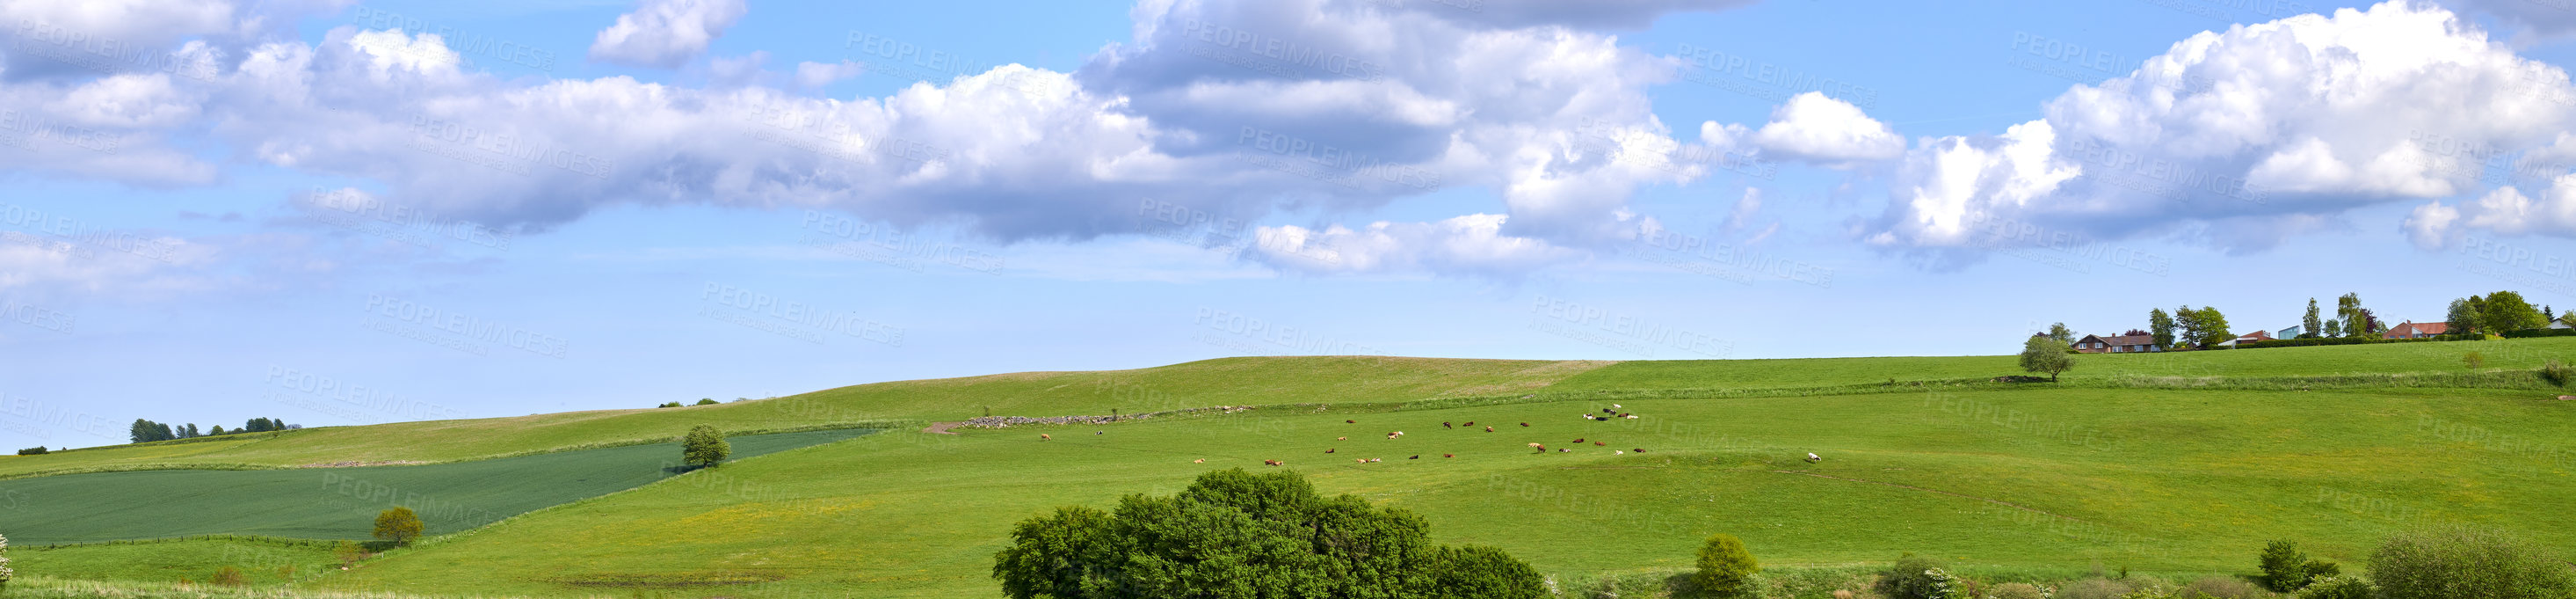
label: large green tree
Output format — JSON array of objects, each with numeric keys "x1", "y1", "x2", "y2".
[
  {"x1": 2175, "y1": 305, "x2": 2204, "y2": 349},
  {"x1": 682, "y1": 425, "x2": 731, "y2": 468},
  {"x1": 2196, "y1": 307, "x2": 2233, "y2": 347},
  {"x1": 2149, "y1": 308, "x2": 2176, "y2": 349},
  {"x1": 2479, "y1": 290, "x2": 2544, "y2": 332},
  {"x1": 2449, "y1": 296, "x2": 2488, "y2": 336},
  {"x1": 373, "y1": 507, "x2": 424, "y2": 546},
  {"x1": 992, "y1": 469, "x2": 1546, "y2": 599},
  {"x1": 2020, "y1": 335, "x2": 2075, "y2": 382}
]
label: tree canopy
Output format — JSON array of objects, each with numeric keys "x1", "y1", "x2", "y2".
[
  {"x1": 2020, "y1": 335, "x2": 2075, "y2": 382},
  {"x1": 991, "y1": 468, "x2": 1546, "y2": 599},
  {"x1": 682, "y1": 425, "x2": 731, "y2": 468},
  {"x1": 2149, "y1": 308, "x2": 2176, "y2": 349}
]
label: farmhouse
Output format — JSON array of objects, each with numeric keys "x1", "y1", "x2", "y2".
[
  {"x1": 2215, "y1": 331, "x2": 2275, "y2": 347},
  {"x1": 2072, "y1": 333, "x2": 2160, "y2": 354},
  {"x1": 2384, "y1": 321, "x2": 2449, "y2": 339}
]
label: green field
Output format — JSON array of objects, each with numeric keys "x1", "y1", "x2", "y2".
[
  {"x1": 0, "y1": 428, "x2": 875, "y2": 544},
  {"x1": 4, "y1": 338, "x2": 2573, "y2": 597}
]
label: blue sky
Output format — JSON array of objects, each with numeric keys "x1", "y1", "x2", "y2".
[{"x1": 7, "y1": 0, "x2": 2576, "y2": 449}]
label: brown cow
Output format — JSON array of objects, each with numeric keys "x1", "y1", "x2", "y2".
[
  {"x1": 1484, "y1": 427, "x2": 1494, "y2": 432},
  {"x1": 1264, "y1": 460, "x2": 1282, "y2": 466},
  {"x1": 1040, "y1": 434, "x2": 1050, "y2": 441}
]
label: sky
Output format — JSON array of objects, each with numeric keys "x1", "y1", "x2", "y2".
[{"x1": 7, "y1": 0, "x2": 2576, "y2": 449}]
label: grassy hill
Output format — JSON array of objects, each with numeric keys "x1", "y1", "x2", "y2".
[{"x1": 4, "y1": 338, "x2": 2574, "y2": 597}]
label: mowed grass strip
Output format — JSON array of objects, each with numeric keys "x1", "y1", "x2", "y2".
[
  {"x1": 313, "y1": 387, "x2": 2576, "y2": 598},
  {"x1": 0, "y1": 428, "x2": 876, "y2": 544}
]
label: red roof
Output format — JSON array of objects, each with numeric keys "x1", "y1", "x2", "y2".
[{"x1": 2390, "y1": 321, "x2": 2449, "y2": 336}]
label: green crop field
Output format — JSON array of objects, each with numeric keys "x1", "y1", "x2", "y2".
[
  {"x1": 0, "y1": 428, "x2": 875, "y2": 544},
  {"x1": 4, "y1": 338, "x2": 2574, "y2": 598}
]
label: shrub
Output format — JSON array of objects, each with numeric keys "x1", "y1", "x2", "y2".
[
  {"x1": 1990, "y1": 582, "x2": 2048, "y2": 599},
  {"x1": 211, "y1": 566, "x2": 248, "y2": 586},
  {"x1": 1876, "y1": 555, "x2": 1962, "y2": 599},
  {"x1": 2297, "y1": 576, "x2": 2376, "y2": 599},
  {"x1": 1433, "y1": 544, "x2": 1548, "y2": 599},
  {"x1": 13, "y1": 447, "x2": 43, "y2": 456},
  {"x1": 2465, "y1": 351, "x2": 2487, "y2": 369},
  {"x1": 2181, "y1": 576, "x2": 2268, "y2": 599},
  {"x1": 693, "y1": 398, "x2": 719, "y2": 405},
  {"x1": 2059, "y1": 578, "x2": 2135, "y2": 599},
  {"x1": 682, "y1": 425, "x2": 731, "y2": 467},
  {"x1": 991, "y1": 468, "x2": 1547, "y2": 599},
  {"x1": 2372, "y1": 525, "x2": 2576, "y2": 599},
  {"x1": 333, "y1": 540, "x2": 367, "y2": 568},
  {"x1": 2543, "y1": 359, "x2": 2573, "y2": 387},
  {"x1": 1694, "y1": 534, "x2": 1760, "y2": 597},
  {"x1": 372, "y1": 507, "x2": 424, "y2": 546},
  {"x1": 657, "y1": 401, "x2": 683, "y2": 408}
]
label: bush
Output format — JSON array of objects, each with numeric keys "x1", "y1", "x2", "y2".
[
  {"x1": 682, "y1": 425, "x2": 730, "y2": 468},
  {"x1": 14, "y1": 447, "x2": 44, "y2": 456},
  {"x1": 656, "y1": 401, "x2": 683, "y2": 408},
  {"x1": 211, "y1": 566, "x2": 248, "y2": 586},
  {"x1": 991, "y1": 468, "x2": 1547, "y2": 599},
  {"x1": 693, "y1": 398, "x2": 719, "y2": 405},
  {"x1": 2059, "y1": 578, "x2": 2135, "y2": 599},
  {"x1": 372, "y1": 507, "x2": 424, "y2": 546},
  {"x1": 2261, "y1": 540, "x2": 2341, "y2": 591},
  {"x1": 2297, "y1": 576, "x2": 2376, "y2": 599},
  {"x1": 2543, "y1": 359, "x2": 2573, "y2": 387},
  {"x1": 1876, "y1": 555, "x2": 1963, "y2": 599},
  {"x1": 2465, "y1": 351, "x2": 2487, "y2": 369},
  {"x1": 1990, "y1": 582, "x2": 2048, "y2": 599},
  {"x1": 1694, "y1": 534, "x2": 1760, "y2": 597},
  {"x1": 2181, "y1": 576, "x2": 2268, "y2": 599},
  {"x1": 2372, "y1": 525, "x2": 2576, "y2": 599}
]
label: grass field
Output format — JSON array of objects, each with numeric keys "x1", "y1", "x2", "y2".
[
  {"x1": 0, "y1": 428, "x2": 875, "y2": 544},
  {"x1": 5, "y1": 338, "x2": 2574, "y2": 597}
]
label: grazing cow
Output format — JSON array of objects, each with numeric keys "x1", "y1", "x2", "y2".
[
  {"x1": 1625, "y1": 415, "x2": 1638, "y2": 420},
  {"x1": 1593, "y1": 442, "x2": 1605, "y2": 446},
  {"x1": 1573, "y1": 438, "x2": 1586, "y2": 443},
  {"x1": 1264, "y1": 460, "x2": 1282, "y2": 466},
  {"x1": 1194, "y1": 459, "x2": 1205, "y2": 464},
  {"x1": 1556, "y1": 449, "x2": 1570, "y2": 452},
  {"x1": 1041, "y1": 434, "x2": 1050, "y2": 441},
  {"x1": 1444, "y1": 421, "x2": 1454, "y2": 429},
  {"x1": 1346, "y1": 420, "x2": 1357, "y2": 423},
  {"x1": 1463, "y1": 421, "x2": 1475, "y2": 426},
  {"x1": 1484, "y1": 427, "x2": 1495, "y2": 432},
  {"x1": 1443, "y1": 454, "x2": 1455, "y2": 457},
  {"x1": 1355, "y1": 458, "x2": 1367, "y2": 464},
  {"x1": 1519, "y1": 422, "x2": 1529, "y2": 427},
  {"x1": 1338, "y1": 436, "x2": 1346, "y2": 441},
  {"x1": 1615, "y1": 450, "x2": 1623, "y2": 455},
  {"x1": 1527, "y1": 442, "x2": 1545, "y2": 452},
  {"x1": 1409, "y1": 455, "x2": 1419, "y2": 459},
  {"x1": 1806, "y1": 452, "x2": 1821, "y2": 464},
  {"x1": 1632, "y1": 449, "x2": 1644, "y2": 453},
  {"x1": 1326, "y1": 449, "x2": 1336, "y2": 453},
  {"x1": 1095, "y1": 431, "x2": 1103, "y2": 435},
  {"x1": 1612, "y1": 404, "x2": 1621, "y2": 408}
]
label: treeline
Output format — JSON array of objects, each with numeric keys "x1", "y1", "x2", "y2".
[
  {"x1": 128, "y1": 417, "x2": 296, "y2": 443},
  {"x1": 2445, "y1": 290, "x2": 2566, "y2": 336}
]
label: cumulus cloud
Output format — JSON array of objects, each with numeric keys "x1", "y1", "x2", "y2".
[
  {"x1": 2405, "y1": 179, "x2": 2576, "y2": 247},
  {"x1": 1244, "y1": 215, "x2": 1578, "y2": 275},
  {"x1": 1749, "y1": 91, "x2": 1902, "y2": 166},
  {"x1": 1861, "y1": 2, "x2": 2576, "y2": 254},
  {"x1": 2438, "y1": 0, "x2": 2576, "y2": 39},
  {"x1": 587, "y1": 0, "x2": 747, "y2": 69}
]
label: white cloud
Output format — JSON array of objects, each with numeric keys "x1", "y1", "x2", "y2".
[
  {"x1": 1862, "y1": 2, "x2": 2576, "y2": 253},
  {"x1": 587, "y1": 0, "x2": 746, "y2": 69},
  {"x1": 1245, "y1": 214, "x2": 1578, "y2": 275},
  {"x1": 2405, "y1": 179, "x2": 2576, "y2": 247},
  {"x1": 1750, "y1": 91, "x2": 1902, "y2": 166}
]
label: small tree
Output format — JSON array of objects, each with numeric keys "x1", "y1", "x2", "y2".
[
  {"x1": 683, "y1": 425, "x2": 731, "y2": 468},
  {"x1": 2150, "y1": 308, "x2": 2177, "y2": 349},
  {"x1": 333, "y1": 540, "x2": 368, "y2": 569},
  {"x1": 1695, "y1": 533, "x2": 1760, "y2": 597},
  {"x1": 374, "y1": 507, "x2": 424, "y2": 546},
  {"x1": 2450, "y1": 296, "x2": 2488, "y2": 335},
  {"x1": 2021, "y1": 335, "x2": 2075, "y2": 382},
  {"x1": 2303, "y1": 298, "x2": 2323, "y2": 339},
  {"x1": 2261, "y1": 540, "x2": 2317, "y2": 591}
]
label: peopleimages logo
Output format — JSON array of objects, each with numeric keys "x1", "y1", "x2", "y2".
[{"x1": 362, "y1": 295, "x2": 570, "y2": 358}]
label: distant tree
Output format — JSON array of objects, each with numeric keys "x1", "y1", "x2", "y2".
[
  {"x1": 657, "y1": 401, "x2": 684, "y2": 408},
  {"x1": 2481, "y1": 290, "x2": 2543, "y2": 332},
  {"x1": 373, "y1": 507, "x2": 424, "y2": 546},
  {"x1": 208, "y1": 425, "x2": 227, "y2": 436},
  {"x1": 2175, "y1": 305, "x2": 2204, "y2": 349},
  {"x1": 2121, "y1": 329, "x2": 2149, "y2": 337},
  {"x1": 2196, "y1": 307, "x2": 2233, "y2": 348},
  {"x1": 682, "y1": 425, "x2": 731, "y2": 468},
  {"x1": 2303, "y1": 298, "x2": 2324, "y2": 339},
  {"x1": 2562, "y1": 310, "x2": 2575, "y2": 325},
  {"x1": 15, "y1": 447, "x2": 45, "y2": 456},
  {"x1": 2334, "y1": 293, "x2": 2373, "y2": 338},
  {"x1": 129, "y1": 419, "x2": 179, "y2": 443},
  {"x1": 182, "y1": 423, "x2": 200, "y2": 438},
  {"x1": 2020, "y1": 336, "x2": 2076, "y2": 382},
  {"x1": 2355, "y1": 308, "x2": 2384, "y2": 336},
  {"x1": 2449, "y1": 297, "x2": 2488, "y2": 335},
  {"x1": 693, "y1": 398, "x2": 719, "y2": 405},
  {"x1": 2045, "y1": 322, "x2": 2075, "y2": 345},
  {"x1": 2150, "y1": 308, "x2": 2176, "y2": 349},
  {"x1": 2324, "y1": 318, "x2": 2343, "y2": 339},
  {"x1": 1695, "y1": 533, "x2": 1760, "y2": 597}
]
